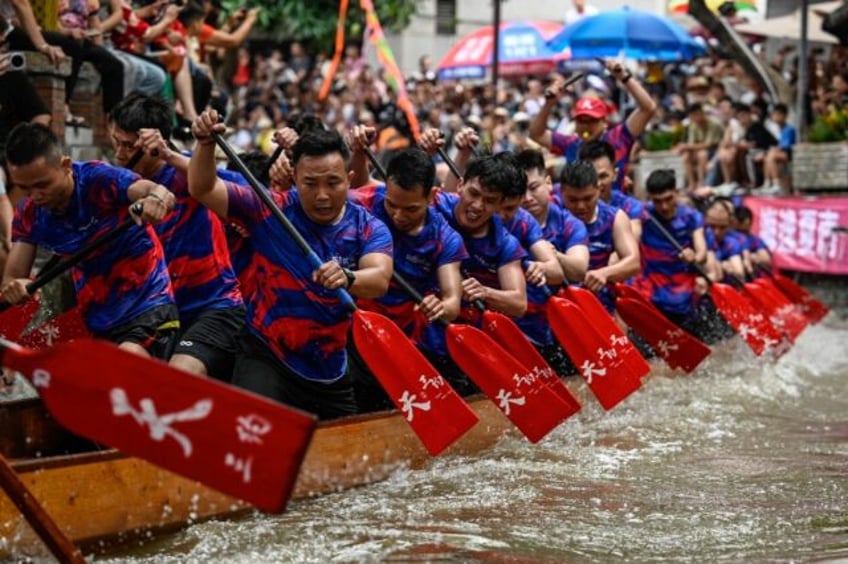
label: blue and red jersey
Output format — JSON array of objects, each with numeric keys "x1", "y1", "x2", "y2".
[
  {"x1": 351, "y1": 184, "x2": 468, "y2": 356},
  {"x1": 152, "y1": 164, "x2": 242, "y2": 322},
  {"x1": 634, "y1": 204, "x2": 704, "y2": 316},
  {"x1": 12, "y1": 161, "x2": 174, "y2": 333},
  {"x1": 542, "y1": 203, "x2": 590, "y2": 256},
  {"x1": 550, "y1": 123, "x2": 635, "y2": 192},
  {"x1": 610, "y1": 190, "x2": 648, "y2": 222},
  {"x1": 584, "y1": 200, "x2": 619, "y2": 311},
  {"x1": 709, "y1": 228, "x2": 747, "y2": 261},
  {"x1": 225, "y1": 183, "x2": 393, "y2": 382},
  {"x1": 745, "y1": 232, "x2": 770, "y2": 254},
  {"x1": 432, "y1": 191, "x2": 526, "y2": 323},
  {"x1": 504, "y1": 207, "x2": 554, "y2": 344}
]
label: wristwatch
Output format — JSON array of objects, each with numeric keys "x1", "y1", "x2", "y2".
[{"x1": 342, "y1": 267, "x2": 356, "y2": 288}]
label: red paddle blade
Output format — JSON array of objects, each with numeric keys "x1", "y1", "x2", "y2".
[
  {"x1": 0, "y1": 300, "x2": 39, "y2": 340},
  {"x1": 480, "y1": 311, "x2": 581, "y2": 416},
  {"x1": 750, "y1": 280, "x2": 808, "y2": 341},
  {"x1": 770, "y1": 273, "x2": 828, "y2": 322},
  {"x1": 446, "y1": 324, "x2": 574, "y2": 443},
  {"x1": 560, "y1": 286, "x2": 651, "y2": 381},
  {"x1": 545, "y1": 297, "x2": 641, "y2": 411},
  {"x1": 613, "y1": 283, "x2": 651, "y2": 303},
  {"x1": 0, "y1": 338, "x2": 316, "y2": 513},
  {"x1": 615, "y1": 297, "x2": 711, "y2": 373},
  {"x1": 710, "y1": 283, "x2": 787, "y2": 357},
  {"x1": 352, "y1": 310, "x2": 479, "y2": 456},
  {"x1": 18, "y1": 306, "x2": 89, "y2": 348}
]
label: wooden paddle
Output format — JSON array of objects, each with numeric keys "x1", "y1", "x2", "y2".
[
  {"x1": 0, "y1": 337, "x2": 316, "y2": 513},
  {"x1": 213, "y1": 133, "x2": 479, "y2": 456},
  {"x1": 559, "y1": 285, "x2": 652, "y2": 380},
  {"x1": 0, "y1": 453, "x2": 85, "y2": 562},
  {"x1": 611, "y1": 283, "x2": 711, "y2": 373},
  {"x1": 0, "y1": 206, "x2": 140, "y2": 315},
  {"x1": 390, "y1": 272, "x2": 578, "y2": 441},
  {"x1": 759, "y1": 266, "x2": 828, "y2": 322},
  {"x1": 645, "y1": 214, "x2": 786, "y2": 357}
]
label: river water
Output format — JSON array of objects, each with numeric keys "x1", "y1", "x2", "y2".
[{"x1": 93, "y1": 315, "x2": 848, "y2": 562}]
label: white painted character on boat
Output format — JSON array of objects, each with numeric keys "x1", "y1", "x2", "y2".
[
  {"x1": 495, "y1": 389, "x2": 526, "y2": 415},
  {"x1": 581, "y1": 360, "x2": 606, "y2": 384},
  {"x1": 418, "y1": 373, "x2": 445, "y2": 391},
  {"x1": 236, "y1": 414, "x2": 272, "y2": 445},
  {"x1": 110, "y1": 388, "x2": 212, "y2": 457},
  {"x1": 224, "y1": 453, "x2": 253, "y2": 483},
  {"x1": 513, "y1": 370, "x2": 538, "y2": 389},
  {"x1": 597, "y1": 346, "x2": 617, "y2": 361}
]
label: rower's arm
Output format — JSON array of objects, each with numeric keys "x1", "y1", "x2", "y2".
[
  {"x1": 488, "y1": 260, "x2": 527, "y2": 317},
  {"x1": 350, "y1": 252, "x2": 392, "y2": 299},
  {"x1": 1, "y1": 241, "x2": 36, "y2": 304},
  {"x1": 723, "y1": 255, "x2": 746, "y2": 281},
  {"x1": 188, "y1": 111, "x2": 230, "y2": 218},
  {"x1": 436, "y1": 261, "x2": 463, "y2": 322},
  {"x1": 692, "y1": 227, "x2": 708, "y2": 265},
  {"x1": 629, "y1": 218, "x2": 643, "y2": 243},
  {"x1": 600, "y1": 210, "x2": 641, "y2": 283},
  {"x1": 556, "y1": 243, "x2": 589, "y2": 284},
  {"x1": 529, "y1": 239, "x2": 564, "y2": 285}
]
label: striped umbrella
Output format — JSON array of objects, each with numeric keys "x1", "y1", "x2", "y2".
[{"x1": 668, "y1": 0, "x2": 757, "y2": 14}]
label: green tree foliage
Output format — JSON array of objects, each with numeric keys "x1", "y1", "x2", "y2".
[{"x1": 220, "y1": 0, "x2": 418, "y2": 50}]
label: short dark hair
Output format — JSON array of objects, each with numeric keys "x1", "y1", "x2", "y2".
[
  {"x1": 772, "y1": 103, "x2": 788, "y2": 115},
  {"x1": 686, "y1": 102, "x2": 704, "y2": 115},
  {"x1": 228, "y1": 151, "x2": 270, "y2": 187},
  {"x1": 386, "y1": 147, "x2": 436, "y2": 197},
  {"x1": 559, "y1": 160, "x2": 597, "y2": 190},
  {"x1": 5, "y1": 123, "x2": 62, "y2": 167},
  {"x1": 578, "y1": 140, "x2": 615, "y2": 164},
  {"x1": 645, "y1": 169, "x2": 677, "y2": 195},
  {"x1": 514, "y1": 149, "x2": 546, "y2": 177},
  {"x1": 492, "y1": 152, "x2": 526, "y2": 199},
  {"x1": 464, "y1": 154, "x2": 524, "y2": 199},
  {"x1": 110, "y1": 92, "x2": 174, "y2": 140},
  {"x1": 178, "y1": 0, "x2": 205, "y2": 25},
  {"x1": 291, "y1": 128, "x2": 350, "y2": 168},
  {"x1": 733, "y1": 102, "x2": 751, "y2": 114},
  {"x1": 735, "y1": 205, "x2": 753, "y2": 223}
]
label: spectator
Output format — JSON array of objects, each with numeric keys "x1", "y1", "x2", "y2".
[
  {"x1": 564, "y1": 0, "x2": 598, "y2": 26},
  {"x1": 760, "y1": 103, "x2": 795, "y2": 195},
  {"x1": 676, "y1": 102, "x2": 724, "y2": 194}
]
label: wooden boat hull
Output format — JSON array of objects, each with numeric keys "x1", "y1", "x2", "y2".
[{"x1": 0, "y1": 396, "x2": 513, "y2": 555}]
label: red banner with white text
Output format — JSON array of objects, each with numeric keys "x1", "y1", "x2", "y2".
[{"x1": 745, "y1": 196, "x2": 848, "y2": 275}]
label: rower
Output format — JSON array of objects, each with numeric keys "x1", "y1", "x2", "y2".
[
  {"x1": 108, "y1": 93, "x2": 246, "y2": 380},
  {"x1": 529, "y1": 59, "x2": 656, "y2": 194},
  {"x1": 430, "y1": 154, "x2": 528, "y2": 323},
  {"x1": 560, "y1": 160, "x2": 640, "y2": 312},
  {"x1": 579, "y1": 140, "x2": 647, "y2": 242},
  {"x1": 1, "y1": 123, "x2": 179, "y2": 358},
  {"x1": 188, "y1": 110, "x2": 393, "y2": 420},
  {"x1": 347, "y1": 143, "x2": 474, "y2": 410},
  {"x1": 634, "y1": 169, "x2": 713, "y2": 338},
  {"x1": 703, "y1": 199, "x2": 749, "y2": 282},
  {"x1": 734, "y1": 205, "x2": 772, "y2": 270}
]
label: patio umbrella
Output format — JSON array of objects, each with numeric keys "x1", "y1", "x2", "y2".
[
  {"x1": 437, "y1": 20, "x2": 565, "y2": 81},
  {"x1": 547, "y1": 7, "x2": 707, "y2": 61}
]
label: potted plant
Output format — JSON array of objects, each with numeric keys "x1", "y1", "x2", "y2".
[{"x1": 793, "y1": 107, "x2": 848, "y2": 191}]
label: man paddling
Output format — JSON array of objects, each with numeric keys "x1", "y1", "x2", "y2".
[
  {"x1": 703, "y1": 199, "x2": 749, "y2": 283},
  {"x1": 560, "y1": 160, "x2": 640, "y2": 312},
  {"x1": 431, "y1": 155, "x2": 528, "y2": 323},
  {"x1": 347, "y1": 145, "x2": 473, "y2": 409},
  {"x1": 188, "y1": 110, "x2": 393, "y2": 419},
  {"x1": 108, "y1": 93, "x2": 245, "y2": 380},
  {"x1": 2, "y1": 123, "x2": 178, "y2": 358}
]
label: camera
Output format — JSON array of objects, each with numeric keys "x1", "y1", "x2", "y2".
[{"x1": 7, "y1": 52, "x2": 26, "y2": 71}]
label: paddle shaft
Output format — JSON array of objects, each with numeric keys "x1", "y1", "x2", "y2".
[
  {"x1": 363, "y1": 146, "x2": 387, "y2": 179},
  {"x1": 0, "y1": 205, "x2": 140, "y2": 314},
  {"x1": 0, "y1": 454, "x2": 86, "y2": 563},
  {"x1": 646, "y1": 213, "x2": 713, "y2": 282},
  {"x1": 212, "y1": 132, "x2": 356, "y2": 310}
]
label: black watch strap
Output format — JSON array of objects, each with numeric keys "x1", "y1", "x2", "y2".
[{"x1": 342, "y1": 267, "x2": 356, "y2": 288}]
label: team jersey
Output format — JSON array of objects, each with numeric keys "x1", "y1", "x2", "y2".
[
  {"x1": 217, "y1": 168, "x2": 256, "y2": 298},
  {"x1": 12, "y1": 161, "x2": 174, "y2": 333},
  {"x1": 432, "y1": 191, "x2": 527, "y2": 324},
  {"x1": 744, "y1": 232, "x2": 770, "y2": 254},
  {"x1": 610, "y1": 190, "x2": 648, "y2": 222},
  {"x1": 151, "y1": 164, "x2": 242, "y2": 322},
  {"x1": 542, "y1": 203, "x2": 590, "y2": 256},
  {"x1": 634, "y1": 204, "x2": 704, "y2": 316},
  {"x1": 550, "y1": 123, "x2": 635, "y2": 192},
  {"x1": 585, "y1": 200, "x2": 619, "y2": 312},
  {"x1": 225, "y1": 183, "x2": 393, "y2": 382},
  {"x1": 504, "y1": 207, "x2": 553, "y2": 344},
  {"x1": 710, "y1": 228, "x2": 747, "y2": 261},
  {"x1": 351, "y1": 184, "x2": 468, "y2": 356}
]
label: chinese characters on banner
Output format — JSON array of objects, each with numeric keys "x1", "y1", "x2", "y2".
[{"x1": 745, "y1": 196, "x2": 848, "y2": 274}]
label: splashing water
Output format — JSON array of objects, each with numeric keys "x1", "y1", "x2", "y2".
[{"x1": 97, "y1": 318, "x2": 848, "y2": 562}]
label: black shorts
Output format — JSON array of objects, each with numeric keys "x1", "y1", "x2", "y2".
[
  {"x1": 174, "y1": 307, "x2": 245, "y2": 382},
  {"x1": 535, "y1": 341, "x2": 579, "y2": 378},
  {"x1": 232, "y1": 332, "x2": 356, "y2": 420},
  {"x1": 98, "y1": 304, "x2": 180, "y2": 361}
]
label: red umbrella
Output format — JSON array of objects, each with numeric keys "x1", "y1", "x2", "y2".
[{"x1": 437, "y1": 20, "x2": 565, "y2": 80}]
